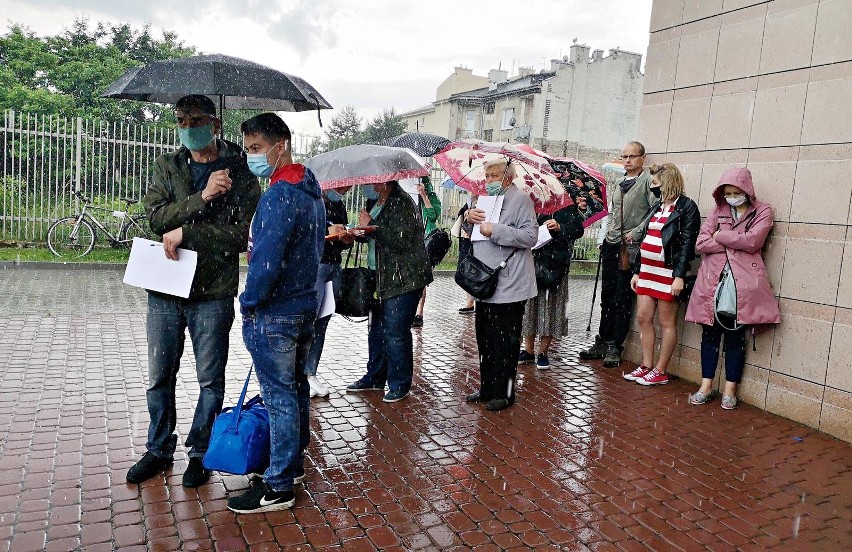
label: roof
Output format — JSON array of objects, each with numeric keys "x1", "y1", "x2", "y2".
[{"x1": 448, "y1": 72, "x2": 556, "y2": 104}]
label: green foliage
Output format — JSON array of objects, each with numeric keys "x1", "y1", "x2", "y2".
[
  {"x1": 0, "y1": 18, "x2": 196, "y2": 124},
  {"x1": 361, "y1": 108, "x2": 406, "y2": 145},
  {"x1": 323, "y1": 104, "x2": 363, "y2": 151}
]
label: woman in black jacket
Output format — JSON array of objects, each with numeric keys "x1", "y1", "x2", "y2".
[{"x1": 625, "y1": 163, "x2": 700, "y2": 386}]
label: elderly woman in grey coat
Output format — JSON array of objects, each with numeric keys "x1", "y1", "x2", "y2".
[{"x1": 463, "y1": 159, "x2": 538, "y2": 411}]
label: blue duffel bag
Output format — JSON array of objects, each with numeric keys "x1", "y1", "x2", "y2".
[{"x1": 203, "y1": 366, "x2": 270, "y2": 475}]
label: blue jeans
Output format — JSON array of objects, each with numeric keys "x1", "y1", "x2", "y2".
[
  {"x1": 145, "y1": 294, "x2": 234, "y2": 460},
  {"x1": 304, "y1": 263, "x2": 341, "y2": 377},
  {"x1": 700, "y1": 321, "x2": 747, "y2": 383},
  {"x1": 361, "y1": 288, "x2": 423, "y2": 394},
  {"x1": 242, "y1": 310, "x2": 315, "y2": 492}
]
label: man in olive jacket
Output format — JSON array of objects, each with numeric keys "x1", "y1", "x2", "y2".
[{"x1": 127, "y1": 95, "x2": 261, "y2": 488}]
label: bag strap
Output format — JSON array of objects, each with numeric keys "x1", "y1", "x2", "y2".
[
  {"x1": 495, "y1": 248, "x2": 519, "y2": 271},
  {"x1": 230, "y1": 365, "x2": 254, "y2": 430}
]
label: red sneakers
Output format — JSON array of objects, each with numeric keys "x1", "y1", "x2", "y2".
[
  {"x1": 637, "y1": 368, "x2": 669, "y2": 386},
  {"x1": 623, "y1": 365, "x2": 651, "y2": 381}
]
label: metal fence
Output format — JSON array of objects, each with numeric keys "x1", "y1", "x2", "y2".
[
  {"x1": 0, "y1": 109, "x2": 319, "y2": 242},
  {"x1": 1, "y1": 109, "x2": 602, "y2": 260}
]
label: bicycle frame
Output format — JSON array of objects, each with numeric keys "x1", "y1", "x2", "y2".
[{"x1": 70, "y1": 193, "x2": 144, "y2": 244}]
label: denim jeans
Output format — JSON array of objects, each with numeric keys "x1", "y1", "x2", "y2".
[
  {"x1": 304, "y1": 263, "x2": 341, "y2": 377},
  {"x1": 242, "y1": 310, "x2": 315, "y2": 492},
  {"x1": 145, "y1": 294, "x2": 234, "y2": 460},
  {"x1": 700, "y1": 321, "x2": 747, "y2": 383},
  {"x1": 361, "y1": 288, "x2": 422, "y2": 394}
]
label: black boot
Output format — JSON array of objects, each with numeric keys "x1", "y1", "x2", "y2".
[
  {"x1": 602, "y1": 341, "x2": 622, "y2": 368},
  {"x1": 579, "y1": 335, "x2": 607, "y2": 360}
]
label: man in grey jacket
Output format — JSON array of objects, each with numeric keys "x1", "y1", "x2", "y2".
[
  {"x1": 464, "y1": 159, "x2": 538, "y2": 411},
  {"x1": 580, "y1": 141, "x2": 654, "y2": 367}
]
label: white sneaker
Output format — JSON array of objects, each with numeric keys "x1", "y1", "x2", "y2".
[{"x1": 308, "y1": 375, "x2": 329, "y2": 398}]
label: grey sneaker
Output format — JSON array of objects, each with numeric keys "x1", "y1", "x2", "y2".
[
  {"x1": 602, "y1": 342, "x2": 622, "y2": 367},
  {"x1": 579, "y1": 335, "x2": 607, "y2": 360},
  {"x1": 721, "y1": 395, "x2": 738, "y2": 410}
]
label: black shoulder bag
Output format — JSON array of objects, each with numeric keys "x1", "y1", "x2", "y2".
[
  {"x1": 455, "y1": 249, "x2": 518, "y2": 300},
  {"x1": 334, "y1": 241, "x2": 376, "y2": 318}
]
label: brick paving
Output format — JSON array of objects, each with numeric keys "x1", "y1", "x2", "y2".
[{"x1": 0, "y1": 266, "x2": 850, "y2": 551}]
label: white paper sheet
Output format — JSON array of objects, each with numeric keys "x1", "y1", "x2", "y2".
[
  {"x1": 531, "y1": 224, "x2": 553, "y2": 250},
  {"x1": 123, "y1": 238, "x2": 198, "y2": 298},
  {"x1": 318, "y1": 280, "x2": 335, "y2": 318},
  {"x1": 398, "y1": 177, "x2": 420, "y2": 207},
  {"x1": 471, "y1": 195, "x2": 504, "y2": 241}
]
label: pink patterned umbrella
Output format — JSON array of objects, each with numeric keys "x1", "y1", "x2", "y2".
[{"x1": 433, "y1": 140, "x2": 570, "y2": 214}]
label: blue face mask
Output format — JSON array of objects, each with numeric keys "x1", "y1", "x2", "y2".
[
  {"x1": 485, "y1": 181, "x2": 504, "y2": 196},
  {"x1": 246, "y1": 142, "x2": 282, "y2": 178},
  {"x1": 363, "y1": 186, "x2": 380, "y2": 201},
  {"x1": 178, "y1": 124, "x2": 215, "y2": 151},
  {"x1": 325, "y1": 189, "x2": 343, "y2": 202}
]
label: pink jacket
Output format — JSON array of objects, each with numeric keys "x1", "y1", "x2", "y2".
[{"x1": 684, "y1": 168, "x2": 781, "y2": 328}]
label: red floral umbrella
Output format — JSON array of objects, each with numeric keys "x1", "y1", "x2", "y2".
[{"x1": 433, "y1": 140, "x2": 570, "y2": 214}]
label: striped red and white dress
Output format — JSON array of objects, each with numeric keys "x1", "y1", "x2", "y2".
[{"x1": 635, "y1": 203, "x2": 676, "y2": 301}]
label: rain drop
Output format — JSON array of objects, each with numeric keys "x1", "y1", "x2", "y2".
[{"x1": 792, "y1": 515, "x2": 801, "y2": 537}]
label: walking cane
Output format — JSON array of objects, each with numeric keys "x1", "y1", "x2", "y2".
[{"x1": 586, "y1": 253, "x2": 603, "y2": 332}]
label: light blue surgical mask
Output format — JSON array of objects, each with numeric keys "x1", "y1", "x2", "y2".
[
  {"x1": 246, "y1": 142, "x2": 282, "y2": 178},
  {"x1": 246, "y1": 153, "x2": 274, "y2": 178},
  {"x1": 178, "y1": 124, "x2": 215, "y2": 151},
  {"x1": 485, "y1": 181, "x2": 504, "y2": 196},
  {"x1": 363, "y1": 186, "x2": 380, "y2": 201},
  {"x1": 325, "y1": 189, "x2": 343, "y2": 202}
]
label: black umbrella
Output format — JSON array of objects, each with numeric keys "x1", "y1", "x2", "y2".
[
  {"x1": 381, "y1": 132, "x2": 451, "y2": 157},
  {"x1": 101, "y1": 53, "x2": 332, "y2": 124}
]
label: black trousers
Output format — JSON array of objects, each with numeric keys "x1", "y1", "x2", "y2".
[
  {"x1": 597, "y1": 240, "x2": 636, "y2": 348},
  {"x1": 474, "y1": 300, "x2": 526, "y2": 403}
]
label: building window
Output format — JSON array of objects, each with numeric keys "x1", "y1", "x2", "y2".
[
  {"x1": 483, "y1": 129, "x2": 493, "y2": 141},
  {"x1": 465, "y1": 110, "x2": 476, "y2": 132},
  {"x1": 485, "y1": 102, "x2": 495, "y2": 114},
  {"x1": 501, "y1": 108, "x2": 515, "y2": 130}
]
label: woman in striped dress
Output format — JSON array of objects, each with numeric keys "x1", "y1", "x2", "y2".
[{"x1": 625, "y1": 163, "x2": 700, "y2": 385}]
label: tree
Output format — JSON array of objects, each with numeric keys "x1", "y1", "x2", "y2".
[
  {"x1": 361, "y1": 108, "x2": 406, "y2": 145},
  {"x1": 0, "y1": 18, "x2": 196, "y2": 123},
  {"x1": 324, "y1": 104, "x2": 363, "y2": 151}
]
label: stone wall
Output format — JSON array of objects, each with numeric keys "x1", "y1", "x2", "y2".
[{"x1": 635, "y1": 0, "x2": 852, "y2": 443}]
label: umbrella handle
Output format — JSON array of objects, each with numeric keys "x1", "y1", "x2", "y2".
[{"x1": 309, "y1": 93, "x2": 323, "y2": 127}]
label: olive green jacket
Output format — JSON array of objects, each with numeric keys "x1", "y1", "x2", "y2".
[{"x1": 144, "y1": 139, "x2": 261, "y2": 302}]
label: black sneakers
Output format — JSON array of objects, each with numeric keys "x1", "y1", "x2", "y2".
[
  {"x1": 227, "y1": 482, "x2": 296, "y2": 513},
  {"x1": 182, "y1": 457, "x2": 211, "y2": 488},
  {"x1": 602, "y1": 342, "x2": 622, "y2": 368},
  {"x1": 126, "y1": 452, "x2": 173, "y2": 484}
]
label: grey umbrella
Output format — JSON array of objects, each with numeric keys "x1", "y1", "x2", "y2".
[
  {"x1": 101, "y1": 53, "x2": 332, "y2": 122},
  {"x1": 381, "y1": 132, "x2": 451, "y2": 157},
  {"x1": 303, "y1": 145, "x2": 430, "y2": 190}
]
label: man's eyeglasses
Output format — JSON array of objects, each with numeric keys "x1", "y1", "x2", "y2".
[{"x1": 620, "y1": 154, "x2": 644, "y2": 160}]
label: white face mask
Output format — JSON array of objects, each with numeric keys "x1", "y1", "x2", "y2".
[{"x1": 725, "y1": 195, "x2": 747, "y2": 207}]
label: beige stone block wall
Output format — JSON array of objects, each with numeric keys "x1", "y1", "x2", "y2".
[{"x1": 638, "y1": 0, "x2": 852, "y2": 443}]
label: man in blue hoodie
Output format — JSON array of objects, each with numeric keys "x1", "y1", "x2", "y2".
[{"x1": 227, "y1": 113, "x2": 325, "y2": 514}]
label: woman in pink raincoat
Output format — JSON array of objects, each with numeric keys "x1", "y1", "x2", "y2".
[{"x1": 684, "y1": 167, "x2": 781, "y2": 410}]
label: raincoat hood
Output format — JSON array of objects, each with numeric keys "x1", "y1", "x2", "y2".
[
  {"x1": 713, "y1": 167, "x2": 756, "y2": 206},
  {"x1": 269, "y1": 163, "x2": 322, "y2": 199}
]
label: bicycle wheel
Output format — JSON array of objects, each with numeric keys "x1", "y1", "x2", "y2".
[
  {"x1": 47, "y1": 216, "x2": 96, "y2": 259},
  {"x1": 120, "y1": 215, "x2": 151, "y2": 246}
]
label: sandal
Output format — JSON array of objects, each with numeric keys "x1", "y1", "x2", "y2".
[
  {"x1": 721, "y1": 395, "x2": 738, "y2": 410},
  {"x1": 688, "y1": 390, "x2": 717, "y2": 405}
]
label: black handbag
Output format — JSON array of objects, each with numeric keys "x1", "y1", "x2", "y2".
[
  {"x1": 454, "y1": 249, "x2": 517, "y2": 300},
  {"x1": 534, "y1": 251, "x2": 569, "y2": 290},
  {"x1": 334, "y1": 243, "x2": 375, "y2": 317},
  {"x1": 424, "y1": 228, "x2": 451, "y2": 268}
]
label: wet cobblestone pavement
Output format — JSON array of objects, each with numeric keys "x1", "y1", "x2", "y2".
[{"x1": 0, "y1": 266, "x2": 850, "y2": 551}]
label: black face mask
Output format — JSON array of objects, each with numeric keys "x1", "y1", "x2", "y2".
[{"x1": 650, "y1": 186, "x2": 662, "y2": 198}]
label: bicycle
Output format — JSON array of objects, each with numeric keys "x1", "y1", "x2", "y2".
[{"x1": 47, "y1": 190, "x2": 151, "y2": 259}]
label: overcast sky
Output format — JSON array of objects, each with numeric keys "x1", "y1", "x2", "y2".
[{"x1": 2, "y1": 0, "x2": 654, "y2": 139}]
